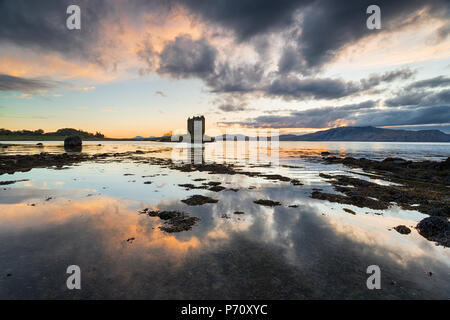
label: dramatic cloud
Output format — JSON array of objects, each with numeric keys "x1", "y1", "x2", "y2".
[
  {"x1": 158, "y1": 35, "x2": 218, "y2": 79},
  {"x1": 0, "y1": 0, "x2": 111, "y2": 64},
  {"x1": 0, "y1": 74, "x2": 58, "y2": 92},
  {"x1": 150, "y1": 33, "x2": 416, "y2": 100},
  {"x1": 265, "y1": 68, "x2": 415, "y2": 101},
  {"x1": 177, "y1": 0, "x2": 313, "y2": 40},
  {"x1": 206, "y1": 63, "x2": 265, "y2": 93},
  {"x1": 386, "y1": 89, "x2": 450, "y2": 107},
  {"x1": 221, "y1": 103, "x2": 450, "y2": 129},
  {"x1": 355, "y1": 105, "x2": 450, "y2": 127},
  {"x1": 218, "y1": 104, "x2": 247, "y2": 112},
  {"x1": 221, "y1": 101, "x2": 378, "y2": 128},
  {"x1": 405, "y1": 76, "x2": 450, "y2": 90},
  {"x1": 266, "y1": 77, "x2": 361, "y2": 100},
  {"x1": 277, "y1": 0, "x2": 450, "y2": 74},
  {"x1": 361, "y1": 69, "x2": 416, "y2": 88},
  {"x1": 150, "y1": 35, "x2": 265, "y2": 93}
]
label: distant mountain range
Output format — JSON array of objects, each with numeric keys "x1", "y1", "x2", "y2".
[
  {"x1": 218, "y1": 126, "x2": 450, "y2": 142},
  {"x1": 131, "y1": 136, "x2": 158, "y2": 141},
  {"x1": 130, "y1": 126, "x2": 450, "y2": 143},
  {"x1": 280, "y1": 126, "x2": 450, "y2": 142}
]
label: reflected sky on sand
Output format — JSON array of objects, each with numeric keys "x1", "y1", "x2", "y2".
[{"x1": 0, "y1": 142, "x2": 449, "y2": 299}]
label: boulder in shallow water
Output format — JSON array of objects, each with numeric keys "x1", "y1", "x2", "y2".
[
  {"x1": 416, "y1": 216, "x2": 450, "y2": 247},
  {"x1": 64, "y1": 136, "x2": 82, "y2": 150}
]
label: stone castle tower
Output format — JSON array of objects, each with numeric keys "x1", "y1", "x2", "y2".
[{"x1": 187, "y1": 116, "x2": 205, "y2": 143}]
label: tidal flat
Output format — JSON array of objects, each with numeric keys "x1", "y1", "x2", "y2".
[{"x1": 0, "y1": 141, "x2": 449, "y2": 299}]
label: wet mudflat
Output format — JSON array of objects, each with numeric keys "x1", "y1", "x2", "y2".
[{"x1": 0, "y1": 141, "x2": 449, "y2": 299}]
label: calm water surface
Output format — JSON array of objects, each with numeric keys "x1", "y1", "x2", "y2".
[{"x1": 0, "y1": 141, "x2": 449, "y2": 299}]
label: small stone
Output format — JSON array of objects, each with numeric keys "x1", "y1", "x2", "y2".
[
  {"x1": 343, "y1": 208, "x2": 356, "y2": 215},
  {"x1": 394, "y1": 225, "x2": 411, "y2": 234}
]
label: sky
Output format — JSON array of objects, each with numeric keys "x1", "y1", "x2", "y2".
[{"x1": 0, "y1": 0, "x2": 450, "y2": 138}]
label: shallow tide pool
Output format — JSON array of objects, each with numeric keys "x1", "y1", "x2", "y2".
[{"x1": 0, "y1": 141, "x2": 449, "y2": 299}]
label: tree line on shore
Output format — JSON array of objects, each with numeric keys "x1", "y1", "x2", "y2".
[{"x1": 0, "y1": 128, "x2": 105, "y2": 138}]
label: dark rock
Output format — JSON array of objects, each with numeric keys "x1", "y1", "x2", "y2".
[
  {"x1": 321, "y1": 157, "x2": 449, "y2": 217},
  {"x1": 343, "y1": 208, "x2": 356, "y2": 215},
  {"x1": 260, "y1": 174, "x2": 291, "y2": 182},
  {"x1": 254, "y1": 199, "x2": 281, "y2": 207},
  {"x1": 321, "y1": 151, "x2": 331, "y2": 156},
  {"x1": 314, "y1": 172, "x2": 449, "y2": 216},
  {"x1": 204, "y1": 181, "x2": 222, "y2": 186},
  {"x1": 64, "y1": 136, "x2": 82, "y2": 150},
  {"x1": 394, "y1": 225, "x2": 411, "y2": 234},
  {"x1": 382, "y1": 157, "x2": 408, "y2": 165},
  {"x1": 311, "y1": 190, "x2": 388, "y2": 210},
  {"x1": 181, "y1": 195, "x2": 218, "y2": 206},
  {"x1": 416, "y1": 216, "x2": 450, "y2": 247},
  {"x1": 144, "y1": 210, "x2": 200, "y2": 233},
  {"x1": 135, "y1": 150, "x2": 144, "y2": 154},
  {"x1": 178, "y1": 183, "x2": 208, "y2": 190},
  {"x1": 233, "y1": 211, "x2": 245, "y2": 215},
  {"x1": 0, "y1": 179, "x2": 29, "y2": 186},
  {"x1": 290, "y1": 179, "x2": 303, "y2": 186},
  {"x1": 209, "y1": 185, "x2": 226, "y2": 192}
]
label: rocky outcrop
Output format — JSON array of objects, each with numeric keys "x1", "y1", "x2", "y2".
[
  {"x1": 181, "y1": 195, "x2": 218, "y2": 206},
  {"x1": 138, "y1": 209, "x2": 200, "y2": 233},
  {"x1": 64, "y1": 135, "x2": 82, "y2": 150},
  {"x1": 394, "y1": 225, "x2": 411, "y2": 234},
  {"x1": 416, "y1": 217, "x2": 450, "y2": 247}
]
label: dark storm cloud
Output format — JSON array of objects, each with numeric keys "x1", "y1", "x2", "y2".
[
  {"x1": 151, "y1": 32, "x2": 415, "y2": 99},
  {"x1": 406, "y1": 76, "x2": 450, "y2": 90},
  {"x1": 218, "y1": 104, "x2": 247, "y2": 112},
  {"x1": 354, "y1": 105, "x2": 450, "y2": 127},
  {"x1": 154, "y1": 35, "x2": 265, "y2": 92},
  {"x1": 2, "y1": 0, "x2": 449, "y2": 76},
  {"x1": 0, "y1": 0, "x2": 111, "y2": 64},
  {"x1": 205, "y1": 63, "x2": 265, "y2": 93},
  {"x1": 265, "y1": 68, "x2": 415, "y2": 100},
  {"x1": 361, "y1": 68, "x2": 416, "y2": 89},
  {"x1": 386, "y1": 89, "x2": 450, "y2": 107},
  {"x1": 0, "y1": 74, "x2": 58, "y2": 92},
  {"x1": 277, "y1": 0, "x2": 450, "y2": 74},
  {"x1": 220, "y1": 100, "x2": 378, "y2": 128},
  {"x1": 157, "y1": 35, "x2": 218, "y2": 78},
  {"x1": 177, "y1": 0, "x2": 314, "y2": 40},
  {"x1": 173, "y1": 0, "x2": 450, "y2": 75},
  {"x1": 266, "y1": 77, "x2": 361, "y2": 100},
  {"x1": 220, "y1": 103, "x2": 450, "y2": 129}
]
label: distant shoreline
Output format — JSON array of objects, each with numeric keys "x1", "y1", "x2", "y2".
[{"x1": 1, "y1": 137, "x2": 450, "y2": 143}]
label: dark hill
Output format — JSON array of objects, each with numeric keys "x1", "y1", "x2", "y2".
[{"x1": 279, "y1": 126, "x2": 450, "y2": 142}]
